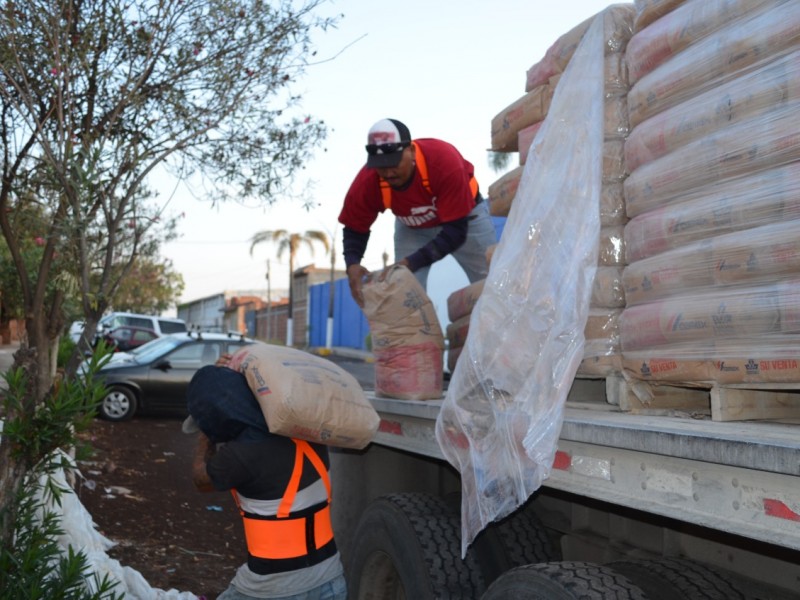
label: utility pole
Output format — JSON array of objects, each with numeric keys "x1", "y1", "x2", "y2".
[
  {"x1": 266, "y1": 259, "x2": 271, "y2": 342},
  {"x1": 327, "y1": 239, "x2": 335, "y2": 349}
]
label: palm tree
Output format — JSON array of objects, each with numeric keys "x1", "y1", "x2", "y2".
[{"x1": 249, "y1": 229, "x2": 330, "y2": 346}]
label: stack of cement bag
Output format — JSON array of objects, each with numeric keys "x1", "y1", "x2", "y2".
[
  {"x1": 445, "y1": 279, "x2": 485, "y2": 373},
  {"x1": 487, "y1": 4, "x2": 636, "y2": 378},
  {"x1": 620, "y1": 0, "x2": 800, "y2": 384}
]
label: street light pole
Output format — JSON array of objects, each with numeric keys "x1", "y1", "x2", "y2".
[
  {"x1": 327, "y1": 240, "x2": 335, "y2": 349},
  {"x1": 266, "y1": 259, "x2": 271, "y2": 342}
]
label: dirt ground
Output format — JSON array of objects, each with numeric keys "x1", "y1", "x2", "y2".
[{"x1": 76, "y1": 415, "x2": 245, "y2": 600}]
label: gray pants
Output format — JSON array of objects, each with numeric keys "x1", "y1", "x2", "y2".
[{"x1": 394, "y1": 200, "x2": 497, "y2": 290}]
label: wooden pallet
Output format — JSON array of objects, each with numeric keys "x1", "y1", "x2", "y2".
[
  {"x1": 600, "y1": 375, "x2": 800, "y2": 422},
  {"x1": 710, "y1": 383, "x2": 800, "y2": 422}
]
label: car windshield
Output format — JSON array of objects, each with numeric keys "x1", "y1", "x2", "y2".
[{"x1": 130, "y1": 335, "x2": 187, "y2": 363}]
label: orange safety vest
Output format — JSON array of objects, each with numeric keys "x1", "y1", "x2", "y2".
[
  {"x1": 232, "y1": 439, "x2": 334, "y2": 561},
  {"x1": 380, "y1": 142, "x2": 479, "y2": 210}
]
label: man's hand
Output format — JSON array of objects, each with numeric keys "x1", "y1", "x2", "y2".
[
  {"x1": 215, "y1": 353, "x2": 232, "y2": 368},
  {"x1": 347, "y1": 264, "x2": 370, "y2": 308}
]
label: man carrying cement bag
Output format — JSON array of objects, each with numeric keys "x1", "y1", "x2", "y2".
[{"x1": 185, "y1": 365, "x2": 347, "y2": 600}]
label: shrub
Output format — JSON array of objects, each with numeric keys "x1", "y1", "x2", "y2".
[{"x1": 0, "y1": 352, "x2": 122, "y2": 600}]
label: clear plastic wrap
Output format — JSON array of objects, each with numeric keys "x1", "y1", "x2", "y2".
[
  {"x1": 584, "y1": 308, "x2": 622, "y2": 356},
  {"x1": 600, "y1": 183, "x2": 627, "y2": 226},
  {"x1": 605, "y1": 53, "x2": 631, "y2": 96},
  {"x1": 628, "y1": 2, "x2": 800, "y2": 128},
  {"x1": 604, "y1": 94, "x2": 631, "y2": 139},
  {"x1": 602, "y1": 139, "x2": 627, "y2": 183},
  {"x1": 592, "y1": 266, "x2": 626, "y2": 308},
  {"x1": 624, "y1": 100, "x2": 800, "y2": 211},
  {"x1": 628, "y1": 0, "x2": 780, "y2": 83},
  {"x1": 625, "y1": 162, "x2": 800, "y2": 258},
  {"x1": 623, "y1": 219, "x2": 800, "y2": 306},
  {"x1": 626, "y1": 49, "x2": 800, "y2": 172},
  {"x1": 435, "y1": 14, "x2": 605, "y2": 556},
  {"x1": 599, "y1": 226, "x2": 626, "y2": 266}
]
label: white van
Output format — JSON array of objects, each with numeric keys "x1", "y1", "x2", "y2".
[{"x1": 98, "y1": 312, "x2": 187, "y2": 336}]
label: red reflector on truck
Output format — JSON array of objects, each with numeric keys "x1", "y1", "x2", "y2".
[
  {"x1": 553, "y1": 451, "x2": 571, "y2": 470},
  {"x1": 763, "y1": 499, "x2": 800, "y2": 522}
]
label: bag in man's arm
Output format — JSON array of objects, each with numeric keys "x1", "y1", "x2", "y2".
[{"x1": 229, "y1": 344, "x2": 379, "y2": 450}]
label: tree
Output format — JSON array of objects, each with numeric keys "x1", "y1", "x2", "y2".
[
  {"x1": 108, "y1": 257, "x2": 185, "y2": 315},
  {"x1": 0, "y1": 0, "x2": 337, "y2": 561},
  {"x1": 489, "y1": 150, "x2": 513, "y2": 173},
  {"x1": 249, "y1": 229, "x2": 330, "y2": 346}
]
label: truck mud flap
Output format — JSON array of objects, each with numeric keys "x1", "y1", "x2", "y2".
[
  {"x1": 481, "y1": 561, "x2": 647, "y2": 599},
  {"x1": 347, "y1": 492, "x2": 486, "y2": 599}
]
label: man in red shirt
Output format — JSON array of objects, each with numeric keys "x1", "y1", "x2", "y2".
[{"x1": 339, "y1": 118, "x2": 497, "y2": 306}]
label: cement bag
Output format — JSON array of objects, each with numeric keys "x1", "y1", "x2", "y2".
[
  {"x1": 447, "y1": 279, "x2": 486, "y2": 322},
  {"x1": 361, "y1": 265, "x2": 445, "y2": 400},
  {"x1": 228, "y1": 344, "x2": 379, "y2": 449}
]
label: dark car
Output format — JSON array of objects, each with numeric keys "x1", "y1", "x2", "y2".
[
  {"x1": 91, "y1": 331, "x2": 258, "y2": 421},
  {"x1": 99, "y1": 325, "x2": 159, "y2": 352}
]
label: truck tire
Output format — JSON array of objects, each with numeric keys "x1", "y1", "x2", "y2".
[
  {"x1": 347, "y1": 492, "x2": 486, "y2": 599},
  {"x1": 606, "y1": 558, "x2": 746, "y2": 600},
  {"x1": 481, "y1": 561, "x2": 647, "y2": 600},
  {"x1": 445, "y1": 492, "x2": 562, "y2": 585}
]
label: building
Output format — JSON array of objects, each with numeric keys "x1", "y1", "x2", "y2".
[
  {"x1": 177, "y1": 263, "x2": 346, "y2": 347},
  {"x1": 177, "y1": 289, "x2": 285, "y2": 336},
  {"x1": 254, "y1": 264, "x2": 347, "y2": 347}
]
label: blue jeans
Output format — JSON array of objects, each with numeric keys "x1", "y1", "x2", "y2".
[
  {"x1": 394, "y1": 198, "x2": 497, "y2": 290},
  {"x1": 216, "y1": 573, "x2": 347, "y2": 600}
]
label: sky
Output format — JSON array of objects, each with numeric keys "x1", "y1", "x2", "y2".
[{"x1": 159, "y1": 0, "x2": 622, "y2": 324}]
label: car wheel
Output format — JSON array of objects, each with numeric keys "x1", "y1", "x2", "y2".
[{"x1": 99, "y1": 386, "x2": 137, "y2": 421}]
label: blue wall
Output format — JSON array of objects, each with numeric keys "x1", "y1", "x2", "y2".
[{"x1": 308, "y1": 278, "x2": 370, "y2": 350}]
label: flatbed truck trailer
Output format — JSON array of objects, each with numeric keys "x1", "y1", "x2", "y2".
[{"x1": 330, "y1": 379, "x2": 800, "y2": 599}]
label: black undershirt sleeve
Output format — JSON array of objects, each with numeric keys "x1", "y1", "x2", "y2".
[
  {"x1": 342, "y1": 227, "x2": 371, "y2": 267},
  {"x1": 404, "y1": 217, "x2": 469, "y2": 273}
]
